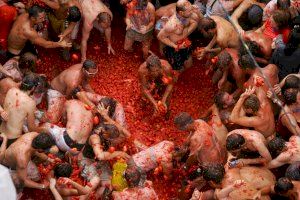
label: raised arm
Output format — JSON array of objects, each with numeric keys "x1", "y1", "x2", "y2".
[{"x1": 267, "y1": 151, "x2": 291, "y2": 169}]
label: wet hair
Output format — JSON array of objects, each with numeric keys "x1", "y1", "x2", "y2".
[
  {"x1": 67, "y1": 6, "x2": 81, "y2": 22},
  {"x1": 226, "y1": 133, "x2": 245, "y2": 151},
  {"x1": 20, "y1": 73, "x2": 39, "y2": 91},
  {"x1": 238, "y1": 54, "x2": 256, "y2": 70},
  {"x1": 283, "y1": 88, "x2": 298, "y2": 105},
  {"x1": 31, "y1": 133, "x2": 55, "y2": 150},
  {"x1": 174, "y1": 112, "x2": 194, "y2": 131},
  {"x1": 284, "y1": 26, "x2": 300, "y2": 56},
  {"x1": 146, "y1": 54, "x2": 161, "y2": 70},
  {"x1": 268, "y1": 137, "x2": 286, "y2": 157},
  {"x1": 283, "y1": 75, "x2": 300, "y2": 90},
  {"x1": 216, "y1": 51, "x2": 232, "y2": 70},
  {"x1": 244, "y1": 94, "x2": 260, "y2": 113},
  {"x1": 70, "y1": 87, "x2": 81, "y2": 99},
  {"x1": 272, "y1": 9, "x2": 290, "y2": 30},
  {"x1": 125, "y1": 166, "x2": 142, "y2": 187},
  {"x1": 247, "y1": 5, "x2": 263, "y2": 26},
  {"x1": 83, "y1": 59, "x2": 96, "y2": 70},
  {"x1": 99, "y1": 97, "x2": 117, "y2": 118},
  {"x1": 98, "y1": 12, "x2": 111, "y2": 25},
  {"x1": 285, "y1": 162, "x2": 300, "y2": 180},
  {"x1": 176, "y1": 0, "x2": 187, "y2": 12},
  {"x1": 19, "y1": 52, "x2": 37, "y2": 69},
  {"x1": 203, "y1": 164, "x2": 225, "y2": 184},
  {"x1": 34, "y1": 75, "x2": 49, "y2": 93},
  {"x1": 241, "y1": 41, "x2": 261, "y2": 57},
  {"x1": 199, "y1": 17, "x2": 216, "y2": 31},
  {"x1": 102, "y1": 124, "x2": 120, "y2": 139},
  {"x1": 214, "y1": 91, "x2": 227, "y2": 109},
  {"x1": 54, "y1": 163, "x2": 73, "y2": 178},
  {"x1": 277, "y1": 0, "x2": 291, "y2": 10},
  {"x1": 274, "y1": 177, "x2": 294, "y2": 193},
  {"x1": 28, "y1": 5, "x2": 45, "y2": 18}
]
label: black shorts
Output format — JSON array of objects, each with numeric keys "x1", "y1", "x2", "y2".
[
  {"x1": 163, "y1": 46, "x2": 192, "y2": 71},
  {"x1": 6, "y1": 41, "x2": 38, "y2": 60}
]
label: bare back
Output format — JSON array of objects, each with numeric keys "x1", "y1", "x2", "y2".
[
  {"x1": 1, "y1": 88, "x2": 36, "y2": 139},
  {"x1": 50, "y1": 64, "x2": 83, "y2": 95},
  {"x1": 0, "y1": 78, "x2": 19, "y2": 106},
  {"x1": 211, "y1": 16, "x2": 240, "y2": 49},
  {"x1": 65, "y1": 99, "x2": 93, "y2": 144},
  {"x1": 2, "y1": 132, "x2": 38, "y2": 169}
]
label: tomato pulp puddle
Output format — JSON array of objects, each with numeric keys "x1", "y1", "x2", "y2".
[{"x1": 20, "y1": 13, "x2": 216, "y2": 200}]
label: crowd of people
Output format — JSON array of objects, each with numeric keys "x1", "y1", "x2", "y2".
[{"x1": 0, "y1": 0, "x2": 300, "y2": 199}]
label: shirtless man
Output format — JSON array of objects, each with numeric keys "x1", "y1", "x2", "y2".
[
  {"x1": 231, "y1": 0, "x2": 265, "y2": 34},
  {"x1": 1, "y1": 132, "x2": 56, "y2": 190},
  {"x1": 44, "y1": 60, "x2": 97, "y2": 123},
  {"x1": 138, "y1": 54, "x2": 175, "y2": 115},
  {"x1": 212, "y1": 48, "x2": 246, "y2": 94},
  {"x1": 7, "y1": 5, "x2": 71, "y2": 59},
  {"x1": 157, "y1": 0, "x2": 198, "y2": 71},
  {"x1": 267, "y1": 136, "x2": 300, "y2": 168},
  {"x1": 230, "y1": 86, "x2": 276, "y2": 138},
  {"x1": 0, "y1": 74, "x2": 47, "y2": 145},
  {"x1": 174, "y1": 112, "x2": 227, "y2": 168},
  {"x1": 271, "y1": 177, "x2": 300, "y2": 199},
  {"x1": 45, "y1": 99, "x2": 93, "y2": 153},
  {"x1": 240, "y1": 55, "x2": 279, "y2": 92},
  {"x1": 226, "y1": 129, "x2": 272, "y2": 168},
  {"x1": 80, "y1": 0, "x2": 114, "y2": 62},
  {"x1": 196, "y1": 16, "x2": 240, "y2": 60},
  {"x1": 121, "y1": 0, "x2": 155, "y2": 59}
]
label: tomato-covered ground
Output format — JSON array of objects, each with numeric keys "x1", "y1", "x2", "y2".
[{"x1": 19, "y1": 11, "x2": 216, "y2": 200}]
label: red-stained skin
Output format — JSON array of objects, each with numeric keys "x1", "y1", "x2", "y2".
[{"x1": 17, "y1": 11, "x2": 216, "y2": 200}]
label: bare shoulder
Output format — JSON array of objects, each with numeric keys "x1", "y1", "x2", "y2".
[{"x1": 147, "y1": 2, "x2": 155, "y2": 11}]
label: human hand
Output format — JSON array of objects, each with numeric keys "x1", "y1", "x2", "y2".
[
  {"x1": 49, "y1": 178, "x2": 56, "y2": 189},
  {"x1": 241, "y1": 87, "x2": 255, "y2": 98},
  {"x1": 273, "y1": 84, "x2": 281, "y2": 95},
  {"x1": 58, "y1": 40, "x2": 72, "y2": 48},
  {"x1": 266, "y1": 89, "x2": 274, "y2": 100},
  {"x1": 97, "y1": 103, "x2": 110, "y2": 116},
  {"x1": 58, "y1": 34, "x2": 65, "y2": 42},
  {"x1": 107, "y1": 44, "x2": 115, "y2": 55},
  {"x1": 233, "y1": 180, "x2": 246, "y2": 188},
  {"x1": 0, "y1": 110, "x2": 8, "y2": 121}
]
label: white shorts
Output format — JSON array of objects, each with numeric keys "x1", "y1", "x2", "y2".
[{"x1": 46, "y1": 123, "x2": 71, "y2": 152}]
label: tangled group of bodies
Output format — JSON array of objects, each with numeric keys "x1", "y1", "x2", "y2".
[{"x1": 0, "y1": 0, "x2": 300, "y2": 199}]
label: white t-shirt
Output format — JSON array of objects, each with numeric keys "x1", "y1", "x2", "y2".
[{"x1": 0, "y1": 165, "x2": 17, "y2": 200}]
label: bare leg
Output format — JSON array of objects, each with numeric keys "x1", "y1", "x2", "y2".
[
  {"x1": 142, "y1": 39, "x2": 152, "y2": 59},
  {"x1": 124, "y1": 36, "x2": 134, "y2": 52}
]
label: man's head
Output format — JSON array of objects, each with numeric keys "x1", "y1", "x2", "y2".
[
  {"x1": 274, "y1": 177, "x2": 294, "y2": 194},
  {"x1": 97, "y1": 12, "x2": 112, "y2": 29},
  {"x1": 28, "y1": 5, "x2": 46, "y2": 25},
  {"x1": 20, "y1": 73, "x2": 39, "y2": 92},
  {"x1": 271, "y1": 9, "x2": 290, "y2": 30},
  {"x1": 176, "y1": 0, "x2": 192, "y2": 18},
  {"x1": 283, "y1": 88, "x2": 299, "y2": 105},
  {"x1": 125, "y1": 165, "x2": 142, "y2": 187},
  {"x1": 240, "y1": 41, "x2": 261, "y2": 57},
  {"x1": 54, "y1": 163, "x2": 73, "y2": 178},
  {"x1": 238, "y1": 54, "x2": 256, "y2": 71},
  {"x1": 66, "y1": 6, "x2": 81, "y2": 23},
  {"x1": 34, "y1": 75, "x2": 49, "y2": 94},
  {"x1": 268, "y1": 137, "x2": 287, "y2": 157},
  {"x1": 136, "y1": 0, "x2": 148, "y2": 10},
  {"x1": 203, "y1": 164, "x2": 225, "y2": 187},
  {"x1": 174, "y1": 112, "x2": 194, "y2": 131},
  {"x1": 19, "y1": 52, "x2": 37, "y2": 70},
  {"x1": 31, "y1": 133, "x2": 56, "y2": 152},
  {"x1": 215, "y1": 51, "x2": 232, "y2": 71},
  {"x1": 226, "y1": 133, "x2": 246, "y2": 153},
  {"x1": 146, "y1": 54, "x2": 163, "y2": 77},
  {"x1": 99, "y1": 97, "x2": 117, "y2": 118},
  {"x1": 83, "y1": 60, "x2": 98, "y2": 77},
  {"x1": 243, "y1": 94, "x2": 260, "y2": 114},
  {"x1": 285, "y1": 162, "x2": 300, "y2": 180},
  {"x1": 277, "y1": 0, "x2": 290, "y2": 10},
  {"x1": 247, "y1": 5, "x2": 263, "y2": 27},
  {"x1": 214, "y1": 91, "x2": 235, "y2": 109},
  {"x1": 198, "y1": 17, "x2": 217, "y2": 38},
  {"x1": 283, "y1": 75, "x2": 300, "y2": 90},
  {"x1": 101, "y1": 124, "x2": 120, "y2": 140}
]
